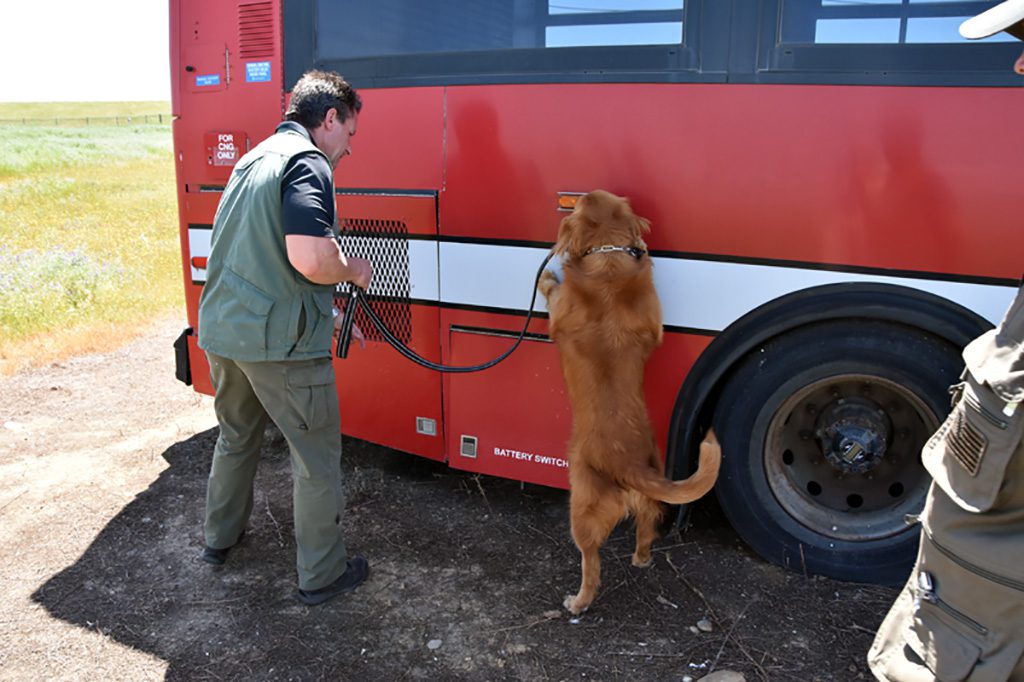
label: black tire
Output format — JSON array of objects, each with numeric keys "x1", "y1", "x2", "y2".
[{"x1": 712, "y1": 319, "x2": 962, "y2": 585}]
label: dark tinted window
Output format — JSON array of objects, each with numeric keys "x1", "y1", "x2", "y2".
[
  {"x1": 756, "y1": 0, "x2": 1022, "y2": 85},
  {"x1": 284, "y1": 0, "x2": 1022, "y2": 87},
  {"x1": 287, "y1": 0, "x2": 703, "y2": 87}
]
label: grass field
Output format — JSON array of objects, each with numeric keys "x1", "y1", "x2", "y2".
[{"x1": 0, "y1": 102, "x2": 181, "y2": 374}]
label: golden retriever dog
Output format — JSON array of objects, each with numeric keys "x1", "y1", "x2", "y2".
[{"x1": 539, "y1": 190, "x2": 721, "y2": 615}]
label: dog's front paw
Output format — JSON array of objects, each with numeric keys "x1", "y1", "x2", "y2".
[
  {"x1": 631, "y1": 552, "x2": 653, "y2": 569},
  {"x1": 563, "y1": 593, "x2": 590, "y2": 615},
  {"x1": 538, "y1": 270, "x2": 560, "y2": 299}
]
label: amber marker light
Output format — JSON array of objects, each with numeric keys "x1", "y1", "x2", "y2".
[{"x1": 557, "y1": 192, "x2": 584, "y2": 211}]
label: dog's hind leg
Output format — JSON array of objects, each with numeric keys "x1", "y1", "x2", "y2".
[
  {"x1": 565, "y1": 468, "x2": 623, "y2": 615},
  {"x1": 629, "y1": 491, "x2": 664, "y2": 568}
]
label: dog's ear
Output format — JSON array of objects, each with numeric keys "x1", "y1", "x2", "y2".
[{"x1": 554, "y1": 212, "x2": 588, "y2": 260}]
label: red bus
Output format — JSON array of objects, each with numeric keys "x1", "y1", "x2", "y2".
[{"x1": 170, "y1": 0, "x2": 1023, "y2": 585}]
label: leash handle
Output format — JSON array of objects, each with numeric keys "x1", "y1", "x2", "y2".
[{"x1": 335, "y1": 287, "x2": 359, "y2": 359}]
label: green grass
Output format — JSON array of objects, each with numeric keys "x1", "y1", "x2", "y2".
[
  {"x1": 0, "y1": 102, "x2": 181, "y2": 372},
  {"x1": 0, "y1": 101, "x2": 170, "y2": 120}
]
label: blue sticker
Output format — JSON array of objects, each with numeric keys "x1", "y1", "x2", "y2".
[
  {"x1": 195, "y1": 74, "x2": 221, "y2": 87},
  {"x1": 246, "y1": 61, "x2": 272, "y2": 83}
]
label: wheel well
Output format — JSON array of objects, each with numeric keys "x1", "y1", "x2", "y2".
[{"x1": 665, "y1": 282, "x2": 990, "y2": 487}]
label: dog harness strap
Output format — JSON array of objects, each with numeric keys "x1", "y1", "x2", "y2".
[{"x1": 584, "y1": 245, "x2": 646, "y2": 259}]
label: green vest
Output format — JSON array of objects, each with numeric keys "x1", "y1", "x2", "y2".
[{"x1": 197, "y1": 126, "x2": 337, "y2": 361}]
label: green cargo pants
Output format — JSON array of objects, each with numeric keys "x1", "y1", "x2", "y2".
[{"x1": 205, "y1": 351, "x2": 348, "y2": 591}]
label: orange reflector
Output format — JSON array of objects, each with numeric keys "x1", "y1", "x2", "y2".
[
  {"x1": 191, "y1": 256, "x2": 208, "y2": 269},
  {"x1": 557, "y1": 194, "x2": 581, "y2": 210}
]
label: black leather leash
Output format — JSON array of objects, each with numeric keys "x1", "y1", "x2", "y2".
[{"x1": 335, "y1": 250, "x2": 555, "y2": 373}]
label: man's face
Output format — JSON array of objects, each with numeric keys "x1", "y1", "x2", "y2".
[
  {"x1": 317, "y1": 108, "x2": 358, "y2": 168},
  {"x1": 1015, "y1": 46, "x2": 1024, "y2": 74}
]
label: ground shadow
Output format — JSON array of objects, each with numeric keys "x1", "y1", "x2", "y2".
[{"x1": 30, "y1": 425, "x2": 882, "y2": 681}]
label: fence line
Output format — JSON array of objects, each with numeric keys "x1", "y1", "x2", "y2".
[{"x1": 0, "y1": 114, "x2": 170, "y2": 126}]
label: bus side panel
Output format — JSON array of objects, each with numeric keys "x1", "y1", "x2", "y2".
[
  {"x1": 443, "y1": 83, "x2": 1022, "y2": 281},
  {"x1": 441, "y1": 307, "x2": 711, "y2": 488},
  {"x1": 173, "y1": 0, "x2": 285, "y2": 398},
  {"x1": 333, "y1": 304, "x2": 443, "y2": 461},
  {"x1": 340, "y1": 88, "x2": 445, "y2": 191},
  {"x1": 442, "y1": 310, "x2": 571, "y2": 489}
]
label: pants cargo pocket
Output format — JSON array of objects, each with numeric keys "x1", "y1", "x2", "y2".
[{"x1": 285, "y1": 361, "x2": 337, "y2": 434}]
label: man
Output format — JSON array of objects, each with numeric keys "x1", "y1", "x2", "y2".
[
  {"x1": 196, "y1": 70, "x2": 373, "y2": 606},
  {"x1": 869, "y1": 3, "x2": 1024, "y2": 678}
]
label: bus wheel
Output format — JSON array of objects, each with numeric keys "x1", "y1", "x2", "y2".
[{"x1": 711, "y1": 319, "x2": 961, "y2": 585}]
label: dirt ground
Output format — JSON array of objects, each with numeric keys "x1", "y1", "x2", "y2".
[{"x1": 0, "y1": 316, "x2": 900, "y2": 681}]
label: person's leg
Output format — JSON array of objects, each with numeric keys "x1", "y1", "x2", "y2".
[
  {"x1": 204, "y1": 352, "x2": 268, "y2": 550},
  {"x1": 240, "y1": 357, "x2": 348, "y2": 591}
]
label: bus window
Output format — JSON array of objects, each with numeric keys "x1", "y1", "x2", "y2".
[
  {"x1": 286, "y1": 0, "x2": 700, "y2": 87},
  {"x1": 781, "y1": 0, "x2": 1016, "y2": 44},
  {"x1": 758, "y1": 0, "x2": 1022, "y2": 84},
  {"x1": 546, "y1": 1, "x2": 683, "y2": 48}
]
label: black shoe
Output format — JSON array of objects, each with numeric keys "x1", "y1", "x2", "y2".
[
  {"x1": 295, "y1": 556, "x2": 369, "y2": 605},
  {"x1": 200, "y1": 530, "x2": 245, "y2": 566}
]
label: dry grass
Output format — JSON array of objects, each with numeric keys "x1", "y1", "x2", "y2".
[{"x1": 0, "y1": 103, "x2": 181, "y2": 375}]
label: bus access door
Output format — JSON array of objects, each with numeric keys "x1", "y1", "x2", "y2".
[{"x1": 333, "y1": 193, "x2": 445, "y2": 462}]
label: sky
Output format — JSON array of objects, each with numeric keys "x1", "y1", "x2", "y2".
[{"x1": 0, "y1": 0, "x2": 171, "y2": 102}]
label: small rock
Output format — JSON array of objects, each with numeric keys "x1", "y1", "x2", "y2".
[
  {"x1": 700, "y1": 672, "x2": 745, "y2": 682},
  {"x1": 688, "y1": 626, "x2": 700, "y2": 635},
  {"x1": 427, "y1": 639, "x2": 442, "y2": 650},
  {"x1": 542, "y1": 610, "x2": 561, "y2": 619},
  {"x1": 696, "y1": 618, "x2": 714, "y2": 633}
]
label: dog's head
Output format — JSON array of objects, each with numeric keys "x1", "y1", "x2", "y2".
[{"x1": 553, "y1": 190, "x2": 650, "y2": 260}]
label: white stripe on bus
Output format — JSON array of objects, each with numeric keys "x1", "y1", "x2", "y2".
[{"x1": 186, "y1": 230, "x2": 1016, "y2": 329}]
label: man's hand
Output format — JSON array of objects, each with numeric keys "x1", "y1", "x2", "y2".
[
  {"x1": 344, "y1": 256, "x2": 373, "y2": 290},
  {"x1": 333, "y1": 314, "x2": 366, "y2": 350}
]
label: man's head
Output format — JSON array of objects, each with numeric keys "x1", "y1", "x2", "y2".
[
  {"x1": 960, "y1": 0, "x2": 1024, "y2": 73},
  {"x1": 286, "y1": 70, "x2": 363, "y2": 167}
]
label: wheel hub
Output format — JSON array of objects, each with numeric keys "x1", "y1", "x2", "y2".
[{"x1": 815, "y1": 397, "x2": 890, "y2": 474}]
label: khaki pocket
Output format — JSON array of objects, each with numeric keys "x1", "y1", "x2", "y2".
[
  {"x1": 922, "y1": 371, "x2": 1024, "y2": 512},
  {"x1": 203, "y1": 269, "x2": 275, "y2": 355},
  {"x1": 291, "y1": 290, "x2": 335, "y2": 356},
  {"x1": 286, "y1": 361, "x2": 336, "y2": 432}
]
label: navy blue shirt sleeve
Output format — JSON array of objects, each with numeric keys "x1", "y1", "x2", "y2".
[{"x1": 281, "y1": 153, "x2": 336, "y2": 238}]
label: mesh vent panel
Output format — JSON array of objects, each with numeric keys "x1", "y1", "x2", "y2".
[{"x1": 336, "y1": 218, "x2": 412, "y2": 344}]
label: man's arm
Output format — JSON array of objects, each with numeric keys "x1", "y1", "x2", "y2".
[{"x1": 286, "y1": 234, "x2": 373, "y2": 288}]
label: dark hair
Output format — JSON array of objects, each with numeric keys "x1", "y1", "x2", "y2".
[{"x1": 285, "y1": 70, "x2": 362, "y2": 129}]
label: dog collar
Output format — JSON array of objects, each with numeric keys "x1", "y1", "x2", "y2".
[{"x1": 584, "y1": 245, "x2": 646, "y2": 259}]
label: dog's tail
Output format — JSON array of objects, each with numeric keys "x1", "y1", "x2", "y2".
[{"x1": 622, "y1": 428, "x2": 721, "y2": 505}]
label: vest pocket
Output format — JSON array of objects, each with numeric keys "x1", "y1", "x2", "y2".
[
  {"x1": 922, "y1": 370, "x2": 1024, "y2": 513},
  {"x1": 218, "y1": 268, "x2": 274, "y2": 355},
  {"x1": 291, "y1": 290, "x2": 334, "y2": 355}
]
